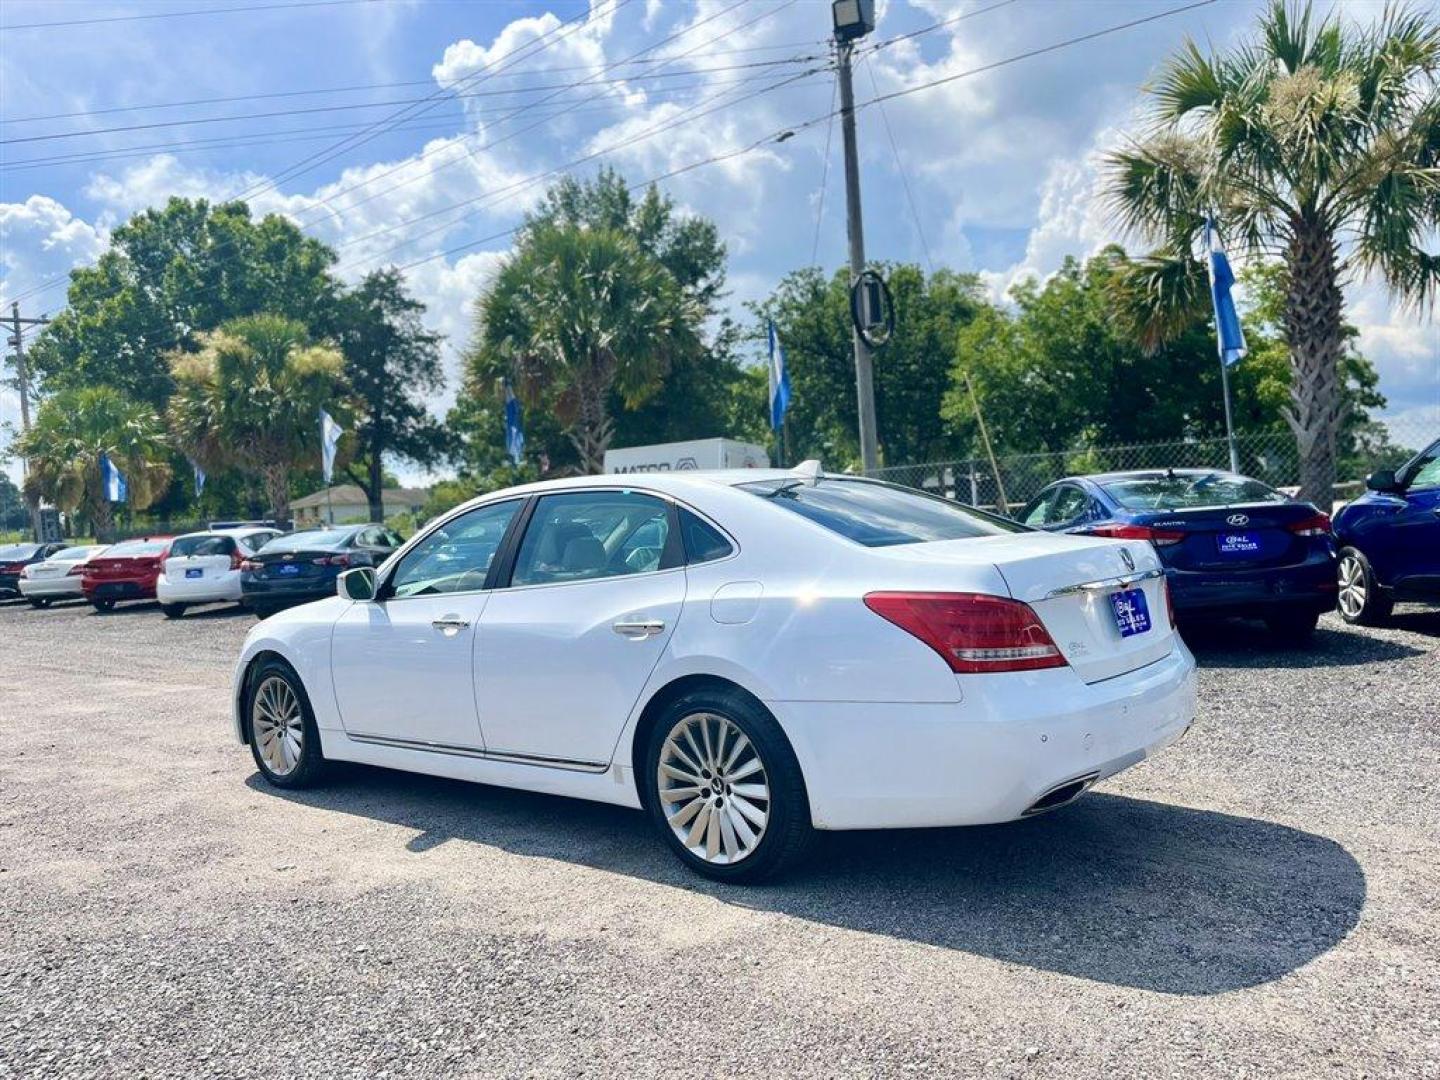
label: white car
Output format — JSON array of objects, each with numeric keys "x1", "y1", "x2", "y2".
[
  {"x1": 17, "y1": 545, "x2": 109, "y2": 607},
  {"x1": 156, "y1": 527, "x2": 284, "y2": 618},
  {"x1": 232, "y1": 467, "x2": 1196, "y2": 882}
]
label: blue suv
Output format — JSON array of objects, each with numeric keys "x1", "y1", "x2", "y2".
[{"x1": 1332, "y1": 436, "x2": 1440, "y2": 624}]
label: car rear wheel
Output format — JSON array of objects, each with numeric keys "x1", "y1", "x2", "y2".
[
  {"x1": 160, "y1": 603, "x2": 186, "y2": 619},
  {"x1": 91, "y1": 599, "x2": 115, "y2": 612},
  {"x1": 246, "y1": 659, "x2": 324, "y2": 788},
  {"x1": 1337, "y1": 548, "x2": 1392, "y2": 626},
  {"x1": 28, "y1": 597, "x2": 51, "y2": 609},
  {"x1": 644, "y1": 688, "x2": 812, "y2": 883}
]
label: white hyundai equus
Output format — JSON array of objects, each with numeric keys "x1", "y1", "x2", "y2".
[{"x1": 233, "y1": 466, "x2": 1196, "y2": 882}]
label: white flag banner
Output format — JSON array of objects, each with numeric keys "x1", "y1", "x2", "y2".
[{"x1": 320, "y1": 409, "x2": 344, "y2": 484}]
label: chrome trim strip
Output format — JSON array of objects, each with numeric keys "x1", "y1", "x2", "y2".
[
  {"x1": 346, "y1": 732, "x2": 609, "y2": 773},
  {"x1": 1043, "y1": 567, "x2": 1164, "y2": 599}
]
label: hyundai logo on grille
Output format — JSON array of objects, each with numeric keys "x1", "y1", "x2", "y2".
[{"x1": 1227, "y1": 513, "x2": 1250, "y2": 526}]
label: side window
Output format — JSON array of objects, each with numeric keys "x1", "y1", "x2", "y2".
[
  {"x1": 1021, "y1": 490, "x2": 1054, "y2": 527},
  {"x1": 679, "y1": 508, "x2": 733, "y2": 563},
  {"x1": 357, "y1": 527, "x2": 384, "y2": 547},
  {"x1": 1403, "y1": 444, "x2": 1440, "y2": 491},
  {"x1": 389, "y1": 500, "x2": 521, "y2": 598},
  {"x1": 1048, "y1": 486, "x2": 1089, "y2": 526},
  {"x1": 511, "y1": 491, "x2": 672, "y2": 587},
  {"x1": 383, "y1": 529, "x2": 405, "y2": 548}
]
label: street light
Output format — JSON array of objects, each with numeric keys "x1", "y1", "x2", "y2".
[{"x1": 831, "y1": 0, "x2": 875, "y2": 41}]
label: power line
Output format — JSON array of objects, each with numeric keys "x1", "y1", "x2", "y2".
[
  {"x1": 0, "y1": 56, "x2": 818, "y2": 146},
  {"x1": 1, "y1": 0, "x2": 384, "y2": 32},
  {"x1": 863, "y1": 53, "x2": 933, "y2": 275},
  {"x1": 1, "y1": 39, "x2": 828, "y2": 124}
]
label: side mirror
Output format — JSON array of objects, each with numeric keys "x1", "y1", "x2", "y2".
[
  {"x1": 338, "y1": 566, "x2": 377, "y2": 601},
  {"x1": 1365, "y1": 469, "x2": 1399, "y2": 494}
]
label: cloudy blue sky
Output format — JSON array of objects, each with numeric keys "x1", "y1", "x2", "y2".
[{"x1": 2, "y1": 0, "x2": 1435, "y2": 487}]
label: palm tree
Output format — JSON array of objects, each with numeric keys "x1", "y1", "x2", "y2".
[
  {"x1": 479, "y1": 223, "x2": 700, "y2": 474},
  {"x1": 15, "y1": 387, "x2": 171, "y2": 541},
  {"x1": 1105, "y1": 0, "x2": 1439, "y2": 503},
  {"x1": 167, "y1": 314, "x2": 346, "y2": 521}
]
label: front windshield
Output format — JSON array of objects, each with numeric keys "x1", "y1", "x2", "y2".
[{"x1": 1100, "y1": 474, "x2": 1288, "y2": 510}]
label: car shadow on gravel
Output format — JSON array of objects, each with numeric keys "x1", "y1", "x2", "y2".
[
  {"x1": 1182, "y1": 619, "x2": 1426, "y2": 668},
  {"x1": 248, "y1": 768, "x2": 1365, "y2": 996}
]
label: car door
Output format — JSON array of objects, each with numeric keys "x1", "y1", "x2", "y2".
[
  {"x1": 474, "y1": 489, "x2": 687, "y2": 767},
  {"x1": 330, "y1": 499, "x2": 524, "y2": 748},
  {"x1": 1371, "y1": 442, "x2": 1440, "y2": 591}
]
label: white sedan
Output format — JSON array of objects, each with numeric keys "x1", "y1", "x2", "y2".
[
  {"x1": 18, "y1": 545, "x2": 109, "y2": 607},
  {"x1": 232, "y1": 466, "x2": 1196, "y2": 882},
  {"x1": 156, "y1": 526, "x2": 283, "y2": 617}
]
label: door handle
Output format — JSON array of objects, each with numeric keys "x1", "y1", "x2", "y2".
[
  {"x1": 612, "y1": 619, "x2": 665, "y2": 638},
  {"x1": 432, "y1": 617, "x2": 470, "y2": 633}
]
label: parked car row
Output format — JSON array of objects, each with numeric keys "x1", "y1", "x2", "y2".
[
  {"x1": 1015, "y1": 434, "x2": 1439, "y2": 638},
  {"x1": 0, "y1": 522, "x2": 405, "y2": 617}
]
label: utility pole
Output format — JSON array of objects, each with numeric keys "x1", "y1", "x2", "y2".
[
  {"x1": 832, "y1": 2, "x2": 879, "y2": 473},
  {"x1": 7, "y1": 302, "x2": 49, "y2": 540}
]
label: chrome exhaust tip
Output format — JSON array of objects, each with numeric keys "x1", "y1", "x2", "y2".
[{"x1": 1022, "y1": 772, "x2": 1100, "y2": 816}]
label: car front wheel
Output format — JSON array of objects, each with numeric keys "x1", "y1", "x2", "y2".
[
  {"x1": 29, "y1": 597, "x2": 51, "y2": 609},
  {"x1": 160, "y1": 603, "x2": 186, "y2": 619},
  {"x1": 1337, "y1": 547, "x2": 1392, "y2": 626},
  {"x1": 91, "y1": 599, "x2": 115, "y2": 612},
  {"x1": 644, "y1": 688, "x2": 812, "y2": 883},
  {"x1": 246, "y1": 659, "x2": 324, "y2": 788}
]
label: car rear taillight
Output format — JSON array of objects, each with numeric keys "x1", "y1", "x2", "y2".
[
  {"x1": 240, "y1": 559, "x2": 260, "y2": 572},
  {"x1": 1162, "y1": 575, "x2": 1177, "y2": 629},
  {"x1": 313, "y1": 554, "x2": 350, "y2": 567},
  {"x1": 1083, "y1": 523, "x2": 1185, "y2": 546},
  {"x1": 863, "y1": 592, "x2": 1067, "y2": 674},
  {"x1": 230, "y1": 550, "x2": 245, "y2": 570},
  {"x1": 67, "y1": 564, "x2": 85, "y2": 576},
  {"x1": 1285, "y1": 512, "x2": 1332, "y2": 537}
]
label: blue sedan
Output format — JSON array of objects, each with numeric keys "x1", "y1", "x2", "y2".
[
  {"x1": 1018, "y1": 470, "x2": 1337, "y2": 641},
  {"x1": 1333, "y1": 436, "x2": 1440, "y2": 624}
]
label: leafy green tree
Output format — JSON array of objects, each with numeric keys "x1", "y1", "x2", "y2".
[
  {"x1": 14, "y1": 387, "x2": 171, "y2": 540},
  {"x1": 0, "y1": 470, "x2": 29, "y2": 534},
  {"x1": 166, "y1": 315, "x2": 346, "y2": 521},
  {"x1": 753, "y1": 264, "x2": 987, "y2": 469},
  {"x1": 1104, "y1": 0, "x2": 1440, "y2": 503},
  {"x1": 335, "y1": 268, "x2": 451, "y2": 521},
  {"x1": 473, "y1": 221, "x2": 700, "y2": 474},
  {"x1": 27, "y1": 197, "x2": 339, "y2": 409}
]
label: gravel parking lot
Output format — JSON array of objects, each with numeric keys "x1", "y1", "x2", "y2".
[{"x1": 1, "y1": 596, "x2": 1436, "y2": 1079}]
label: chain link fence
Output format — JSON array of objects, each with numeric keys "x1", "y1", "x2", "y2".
[{"x1": 867, "y1": 418, "x2": 1435, "y2": 515}]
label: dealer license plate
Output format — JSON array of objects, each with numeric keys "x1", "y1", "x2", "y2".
[{"x1": 1109, "y1": 588, "x2": 1151, "y2": 637}]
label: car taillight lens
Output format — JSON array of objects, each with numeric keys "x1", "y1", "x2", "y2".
[
  {"x1": 863, "y1": 592, "x2": 1067, "y2": 674},
  {"x1": 1285, "y1": 512, "x2": 1332, "y2": 537},
  {"x1": 1084, "y1": 523, "x2": 1185, "y2": 547},
  {"x1": 67, "y1": 564, "x2": 85, "y2": 576},
  {"x1": 314, "y1": 554, "x2": 350, "y2": 567},
  {"x1": 230, "y1": 551, "x2": 245, "y2": 570},
  {"x1": 1162, "y1": 575, "x2": 1177, "y2": 629},
  {"x1": 240, "y1": 559, "x2": 260, "y2": 572}
]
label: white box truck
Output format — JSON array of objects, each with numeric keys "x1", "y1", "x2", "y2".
[{"x1": 603, "y1": 438, "x2": 770, "y2": 475}]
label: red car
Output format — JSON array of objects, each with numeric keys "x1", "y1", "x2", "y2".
[{"x1": 82, "y1": 536, "x2": 174, "y2": 611}]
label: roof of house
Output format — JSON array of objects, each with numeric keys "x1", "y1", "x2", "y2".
[{"x1": 290, "y1": 485, "x2": 428, "y2": 511}]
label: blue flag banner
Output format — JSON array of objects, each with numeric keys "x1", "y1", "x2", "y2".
[
  {"x1": 767, "y1": 319, "x2": 792, "y2": 432},
  {"x1": 1205, "y1": 218, "x2": 1248, "y2": 367},
  {"x1": 504, "y1": 381, "x2": 525, "y2": 466},
  {"x1": 191, "y1": 459, "x2": 206, "y2": 498},
  {"x1": 99, "y1": 452, "x2": 128, "y2": 504},
  {"x1": 320, "y1": 409, "x2": 344, "y2": 484}
]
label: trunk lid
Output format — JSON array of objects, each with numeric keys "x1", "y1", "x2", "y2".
[
  {"x1": 879, "y1": 531, "x2": 1176, "y2": 685},
  {"x1": 252, "y1": 549, "x2": 333, "y2": 580}
]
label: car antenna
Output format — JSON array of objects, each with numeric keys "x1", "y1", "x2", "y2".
[{"x1": 792, "y1": 459, "x2": 824, "y2": 487}]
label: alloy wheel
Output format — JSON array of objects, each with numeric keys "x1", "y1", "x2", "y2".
[
  {"x1": 252, "y1": 675, "x2": 304, "y2": 777},
  {"x1": 657, "y1": 712, "x2": 769, "y2": 866},
  {"x1": 1337, "y1": 554, "x2": 1366, "y2": 619}
]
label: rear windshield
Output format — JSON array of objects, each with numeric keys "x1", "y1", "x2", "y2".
[
  {"x1": 1100, "y1": 474, "x2": 1288, "y2": 510},
  {"x1": 53, "y1": 546, "x2": 101, "y2": 561},
  {"x1": 259, "y1": 530, "x2": 351, "y2": 552},
  {"x1": 738, "y1": 477, "x2": 1026, "y2": 547},
  {"x1": 170, "y1": 535, "x2": 237, "y2": 557},
  {"x1": 103, "y1": 540, "x2": 169, "y2": 557},
  {"x1": 0, "y1": 544, "x2": 40, "y2": 559}
]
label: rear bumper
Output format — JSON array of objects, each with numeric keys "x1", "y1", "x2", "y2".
[
  {"x1": 157, "y1": 571, "x2": 243, "y2": 604},
  {"x1": 83, "y1": 580, "x2": 156, "y2": 602},
  {"x1": 769, "y1": 646, "x2": 1197, "y2": 831},
  {"x1": 19, "y1": 576, "x2": 84, "y2": 599},
  {"x1": 1167, "y1": 553, "x2": 1337, "y2": 617},
  {"x1": 240, "y1": 577, "x2": 337, "y2": 606},
  {"x1": 0, "y1": 573, "x2": 22, "y2": 595}
]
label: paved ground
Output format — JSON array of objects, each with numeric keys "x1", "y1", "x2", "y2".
[{"x1": 0, "y1": 595, "x2": 1436, "y2": 1079}]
